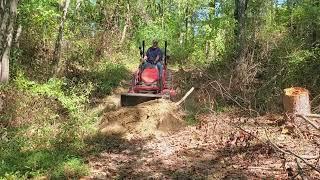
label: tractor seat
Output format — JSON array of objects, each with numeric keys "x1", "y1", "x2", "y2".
[{"x1": 141, "y1": 67, "x2": 159, "y2": 84}]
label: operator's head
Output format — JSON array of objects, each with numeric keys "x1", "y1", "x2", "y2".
[{"x1": 152, "y1": 40, "x2": 158, "y2": 48}]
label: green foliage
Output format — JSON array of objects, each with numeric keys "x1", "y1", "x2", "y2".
[
  {"x1": 0, "y1": 141, "x2": 88, "y2": 179},
  {"x1": 18, "y1": 0, "x2": 60, "y2": 39},
  {"x1": 15, "y1": 74, "x2": 88, "y2": 115},
  {"x1": 185, "y1": 114, "x2": 199, "y2": 126},
  {"x1": 90, "y1": 62, "x2": 129, "y2": 97},
  {"x1": 0, "y1": 73, "x2": 97, "y2": 178},
  {"x1": 52, "y1": 158, "x2": 89, "y2": 179},
  {"x1": 2, "y1": 0, "x2": 320, "y2": 177}
]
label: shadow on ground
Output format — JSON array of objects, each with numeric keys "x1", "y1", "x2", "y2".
[{"x1": 87, "y1": 131, "x2": 282, "y2": 179}]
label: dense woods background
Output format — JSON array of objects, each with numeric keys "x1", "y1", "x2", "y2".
[{"x1": 0, "y1": 0, "x2": 319, "y2": 178}]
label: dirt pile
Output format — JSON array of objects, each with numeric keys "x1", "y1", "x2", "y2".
[{"x1": 99, "y1": 99, "x2": 186, "y2": 137}]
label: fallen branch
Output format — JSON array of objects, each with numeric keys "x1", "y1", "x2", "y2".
[
  {"x1": 265, "y1": 130, "x2": 320, "y2": 174},
  {"x1": 295, "y1": 158, "x2": 308, "y2": 180},
  {"x1": 176, "y1": 87, "x2": 195, "y2": 106},
  {"x1": 295, "y1": 114, "x2": 320, "y2": 131},
  {"x1": 299, "y1": 155, "x2": 320, "y2": 160},
  {"x1": 302, "y1": 113, "x2": 320, "y2": 119},
  {"x1": 247, "y1": 166, "x2": 283, "y2": 171},
  {"x1": 235, "y1": 126, "x2": 320, "y2": 174}
]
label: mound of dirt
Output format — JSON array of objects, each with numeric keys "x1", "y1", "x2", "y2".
[{"x1": 99, "y1": 99, "x2": 186, "y2": 137}]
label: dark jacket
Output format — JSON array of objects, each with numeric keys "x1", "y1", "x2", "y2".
[{"x1": 146, "y1": 47, "x2": 162, "y2": 64}]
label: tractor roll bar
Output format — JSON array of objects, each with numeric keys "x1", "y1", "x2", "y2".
[
  {"x1": 164, "y1": 41, "x2": 167, "y2": 65},
  {"x1": 142, "y1": 40, "x2": 145, "y2": 57}
]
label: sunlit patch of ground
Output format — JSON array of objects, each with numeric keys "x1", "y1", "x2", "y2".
[{"x1": 87, "y1": 111, "x2": 320, "y2": 179}]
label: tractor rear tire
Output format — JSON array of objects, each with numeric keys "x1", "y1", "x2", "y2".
[{"x1": 166, "y1": 70, "x2": 173, "y2": 89}]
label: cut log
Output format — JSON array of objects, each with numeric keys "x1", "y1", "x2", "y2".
[
  {"x1": 283, "y1": 87, "x2": 311, "y2": 115},
  {"x1": 176, "y1": 87, "x2": 195, "y2": 106}
]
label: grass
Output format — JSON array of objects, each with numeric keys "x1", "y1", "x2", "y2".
[
  {"x1": 0, "y1": 140, "x2": 88, "y2": 179},
  {"x1": 0, "y1": 87, "x2": 90, "y2": 179},
  {"x1": 185, "y1": 114, "x2": 199, "y2": 126},
  {"x1": 0, "y1": 60, "x2": 130, "y2": 179}
]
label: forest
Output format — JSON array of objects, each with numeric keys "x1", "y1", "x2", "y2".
[{"x1": 0, "y1": 0, "x2": 320, "y2": 179}]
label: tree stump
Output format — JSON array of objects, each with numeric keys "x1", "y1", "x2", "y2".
[
  {"x1": 283, "y1": 87, "x2": 311, "y2": 115},
  {"x1": 283, "y1": 87, "x2": 312, "y2": 131}
]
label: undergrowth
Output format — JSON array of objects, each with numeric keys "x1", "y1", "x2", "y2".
[{"x1": 0, "y1": 62, "x2": 129, "y2": 179}]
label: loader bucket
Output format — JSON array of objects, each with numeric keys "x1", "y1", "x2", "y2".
[{"x1": 121, "y1": 93, "x2": 163, "y2": 106}]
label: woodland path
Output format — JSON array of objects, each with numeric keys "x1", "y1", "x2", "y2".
[{"x1": 86, "y1": 70, "x2": 320, "y2": 179}]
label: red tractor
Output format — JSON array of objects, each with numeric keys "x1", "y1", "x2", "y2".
[{"x1": 121, "y1": 41, "x2": 176, "y2": 106}]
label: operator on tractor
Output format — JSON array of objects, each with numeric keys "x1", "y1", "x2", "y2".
[{"x1": 141, "y1": 40, "x2": 163, "y2": 79}]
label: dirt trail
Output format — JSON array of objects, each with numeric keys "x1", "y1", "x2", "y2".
[
  {"x1": 88, "y1": 110, "x2": 320, "y2": 179},
  {"x1": 87, "y1": 71, "x2": 320, "y2": 179}
]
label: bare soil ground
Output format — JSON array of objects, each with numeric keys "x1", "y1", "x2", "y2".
[
  {"x1": 86, "y1": 70, "x2": 320, "y2": 179},
  {"x1": 99, "y1": 99, "x2": 186, "y2": 138}
]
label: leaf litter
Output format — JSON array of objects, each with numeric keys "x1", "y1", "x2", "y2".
[{"x1": 87, "y1": 105, "x2": 320, "y2": 179}]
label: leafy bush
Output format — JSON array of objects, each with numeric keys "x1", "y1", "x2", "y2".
[{"x1": 0, "y1": 74, "x2": 93, "y2": 178}]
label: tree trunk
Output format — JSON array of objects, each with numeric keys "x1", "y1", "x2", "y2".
[
  {"x1": 120, "y1": 0, "x2": 130, "y2": 45},
  {"x1": 205, "y1": 41, "x2": 210, "y2": 59},
  {"x1": 209, "y1": 0, "x2": 216, "y2": 20},
  {"x1": 234, "y1": 0, "x2": 248, "y2": 59},
  {"x1": 311, "y1": 0, "x2": 319, "y2": 47},
  {"x1": 114, "y1": 0, "x2": 120, "y2": 30},
  {"x1": 0, "y1": 0, "x2": 18, "y2": 82},
  {"x1": 185, "y1": 6, "x2": 188, "y2": 43},
  {"x1": 76, "y1": 0, "x2": 81, "y2": 11},
  {"x1": 233, "y1": 0, "x2": 248, "y2": 87},
  {"x1": 53, "y1": 0, "x2": 70, "y2": 76},
  {"x1": 14, "y1": 24, "x2": 22, "y2": 46}
]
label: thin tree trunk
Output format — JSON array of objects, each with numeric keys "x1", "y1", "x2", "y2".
[
  {"x1": 76, "y1": 0, "x2": 81, "y2": 11},
  {"x1": 0, "y1": 6, "x2": 9, "y2": 47},
  {"x1": 120, "y1": 0, "x2": 130, "y2": 45},
  {"x1": 114, "y1": 0, "x2": 120, "y2": 30},
  {"x1": 14, "y1": 24, "x2": 22, "y2": 46},
  {"x1": 209, "y1": 0, "x2": 216, "y2": 21},
  {"x1": 0, "y1": 0, "x2": 5, "y2": 21},
  {"x1": 0, "y1": 0, "x2": 18, "y2": 82},
  {"x1": 287, "y1": 0, "x2": 296, "y2": 32},
  {"x1": 161, "y1": 0, "x2": 164, "y2": 29},
  {"x1": 208, "y1": 0, "x2": 216, "y2": 55},
  {"x1": 205, "y1": 41, "x2": 210, "y2": 59},
  {"x1": 185, "y1": 6, "x2": 188, "y2": 43},
  {"x1": 311, "y1": 0, "x2": 319, "y2": 47},
  {"x1": 53, "y1": 0, "x2": 70, "y2": 76}
]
